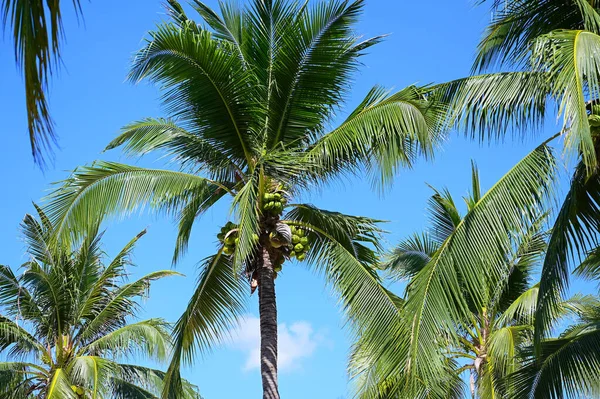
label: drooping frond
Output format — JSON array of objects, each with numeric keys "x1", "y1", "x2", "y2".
[
  {"x1": 574, "y1": 244, "x2": 600, "y2": 280},
  {"x1": 512, "y1": 327, "x2": 600, "y2": 399},
  {"x1": 430, "y1": 72, "x2": 551, "y2": 143},
  {"x1": 531, "y1": 29, "x2": 600, "y2": 172},
  {"x1": 1, "y1": 0, "x2": 83, "y2": 166},
  {"x1": 380, "y1": 232, "x2": 439, "y2": 283},
  {"x1": 474, "y1": 0, "x2": 600, "y2": 71},
  {"x1": 44, "y1": 162, "x2": 222, "y2": 242},
  {"x1": 107, "y1": 118, "x2": 242, "y2": 180},
  {"x1": 81, "y1": 319, "x2": 171, "y2": 361},
  {"x1": 162, "y1": 251, "x2": 246, "y2": 399}
]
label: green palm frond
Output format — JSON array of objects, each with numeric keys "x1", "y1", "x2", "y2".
[
  {"x1": 76, "y1": 271, "x2": 181, "y2": 345},
  {"x1": 163, "y1": 251, "x2": 246, "y2": 399},
  {"x1": 531, "y1": 29, "x2": 600, "y2": 172},
  {"x1": 1, "y1": 0, "x2": 84, "y2": 166},
  {"x1": 380, "y1": 232, "x2": 439, "y2": 283},
  {"x1": 512, "y1": 327, "x2": 600, "y2": 399},
  {"x1": 474, "y1": 0, "x2": 600, "y2": 71},
  {"x1": 535, "y1": 160, "x2": 600, "y2": 346},
  {"x1": 389, "y1": 143, "x2": 555, "y2": 391},
  {"x1": 497, "y1": 284, "x2": 540, "y2": 327},
  {"x1": 69, "y1": 356, "x2": 116, "y2": 399},
  {"x1": 574, "y1": 245, "x2": 600, "y2": 280},
  {"x1": 0, "y1": 316, "x2": 43, "y2": 357},
  {"x1": 308, "y1": 85, "x2": 443, "y2": 188},
  {"x1": 430, "y1": 72, "x2": 551, "y2": 143},
  {"x1": 283, "y1": 205, "x2": 404, "y2": 371},
  {"x1": 129, "y1": 21, "x2": 259, "y2": 165},
  {"x1": 426, "y1": 185, "x2": 461, "y2": 244},
  {"x1": 81, "y1": 319, "x2": 171, "y2": 361},
  {"x1": 44, "y1": 162, "x2": 222, "y2": 242},
  {"x1": 46, "y1": 368, "x2": 77, "y2": 399}
]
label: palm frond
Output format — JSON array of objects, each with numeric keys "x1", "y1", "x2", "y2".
[
  {"x1": 535, "y1": 159, "x2": 600, "y2": 346},
  {"x1": 531, "y1": 29, "x2": 600, "y2": 172},
  {"x1": 395, "y1": 143, "x2": 555, "y2": 390},
  {"x1": 1, "y1": 0, "x2": 83, "y2": 166},
  {"x1": 307, "y1": 85, "x2": 444, "y2": 188},
  {"x1": 429, "y1": 72, "x2": 551, "y2": 143},
  {"x1": 380, "y1": 232, "x2": 439, "y2": 283},
  {"x1": 129, "y1": 21, "x2": 259, "y2": 165},
  {"x1": 81, "y1": 319, "x2": 171, "y2": 361},
  {"x1": 162, "y1": 251, "x2": 246, "y2": 399},
  {"x1": 44, "y1": 162, "x2": 221, "y2": 242},
  {"x1": 474, "y1": 0, "x2": 600, "y2": 71}
]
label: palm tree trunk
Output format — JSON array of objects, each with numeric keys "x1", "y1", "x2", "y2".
[{"x1": 258, "y1": 244, "x2": 280, "y2": 399}]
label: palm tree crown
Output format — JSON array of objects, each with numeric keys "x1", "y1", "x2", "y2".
[{"x1": 0, "y1": 207, "x2": 200, "y2": 399}]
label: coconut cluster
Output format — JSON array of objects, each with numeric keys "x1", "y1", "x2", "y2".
[
  {"x1": 289, "y1": 226, "x2": 310, "y2": 261},
  {"x1": 70, "y1": 385, "x2": 85, "y2": 397},
  {"x1": 262, "y1": 190, "x2": 287, "y2": 215},
  {"x1": 217, "y1": 221, "x2": 239, "y2": 255}
]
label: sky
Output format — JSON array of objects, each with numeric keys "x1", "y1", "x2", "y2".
[{"x1": 0, "y1": 1, "x2": 596, "y2": 398}]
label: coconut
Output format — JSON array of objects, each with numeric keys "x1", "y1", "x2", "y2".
[
  {"x1": 297, "y1": 253, "x2": 306, "y2": 261},
  {"x1": 224, "y1": 236, "x2": 236, "y2": 245},
  {"x1": 274, "y1": 265, "x2": 282, "y2": 272},
  {"x1": 294, "y1": 243, "x2": 304, "y2": 252},
  {"x1": 76, "y1": 387, "x2": 84, "y2": 396},
  {"x1": 300, "y1": 236, "x2": 308, "y2": 245},
  {"x1": 223, "y1": 246, "x2": 234, "y2": 255},
  {"x1": 296, "y1": 229, "x2": 305, "y2": 237},
  {"x1": 273, "y1": 193, "x2": 282, "y2": 201},
  {"x1": 292, "y1": 235, "x2": 300, "y2": 244}
]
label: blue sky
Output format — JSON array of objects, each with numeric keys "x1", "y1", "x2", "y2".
[{"x1": 1, "y1": 1, "x2": 595, "y2": 398}]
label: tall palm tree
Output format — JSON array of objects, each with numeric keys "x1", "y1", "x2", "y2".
[
  {"x1": 0, "y1": 206, "x2": 200, "y2": 399},
  {"x1": 348, "y1": 146, "x2": 556, "y2": 398},
  {"x1": 351, "y1": 162, "x2": 595, "y2": 399},
  {"x1": 1, "y1": 0, "x2": 85, "y2": 167},
  {"x1": 41, "y1": 1, "x2": 442, "y2": 397}
]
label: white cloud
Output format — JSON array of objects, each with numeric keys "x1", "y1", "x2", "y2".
[{"x1": 228, "y1": 314, "x2": 326, "y2": 372}]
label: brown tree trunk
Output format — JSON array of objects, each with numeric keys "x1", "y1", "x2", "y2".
[{"x1": 258, "y1": 244, "x2": 280, "y2": 399}]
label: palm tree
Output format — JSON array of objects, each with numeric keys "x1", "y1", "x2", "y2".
[
  {"x1": 0, "y1": 206, "x2": 200, "y2": 399},
  {"x1": 348, "y1": 147, "x2": 556, "y2": 398},
  {"x1": 1, "y1": 0, "x2": 85, "y2": 167},
  {"x1": 41, "y1": 1, "x2": 442, "y2": 397},
  {"x1": 351, "y1": 162, "x2": 596, "y2": 399}
]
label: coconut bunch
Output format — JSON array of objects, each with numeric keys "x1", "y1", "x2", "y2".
[
  {"x1": 289, "y1": 226, "x2": 310, "y2": 262},
  {"x1": 217, "y1": 221, "x2": 239, "y2": 255},
  {"x1": 262, "y1": 189, "x2": 287, "y2": 216}
]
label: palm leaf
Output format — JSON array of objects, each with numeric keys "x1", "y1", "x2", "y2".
[
  {"x1": 44, "y1": 162, "x2": 222, "y2": 242},
  {"x1": 162, "y1": 251, "x2": 246, "y2": 399}
]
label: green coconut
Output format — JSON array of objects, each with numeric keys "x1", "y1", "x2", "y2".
[
  {"x1": 76, "y1": 387, "x2": 84, "y2": 396},
  {"x1": 273, "y1": 193, "x2": 282, "y2": 201},
  {"x1": 274, "y1": 265, "x2": 283, "y2": 272},
  {"x1": 300, "y1": 236, "x2": 308, "y2": 245},
  {"x1": 294, "y1": 243, "x2": 304, "y2": 252},
  {"x1": 223, "y1": 246, "x2": 234, "y2": 255},
  {"x1": 297, "y1": 253, "x2": 306, "y2": 261},
  {"x1": 224, "y1": 236, "x2": 236, "y2": 246},
  {"x1": 292, "y1": 235, "x2": 300, "y2": 244},
  {"x1": 296, "y1": 229, "x2": 305, "y2": 237}
]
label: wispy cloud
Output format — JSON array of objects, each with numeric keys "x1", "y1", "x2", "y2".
[{"x1": 229, "y1": 314, "x2": 327, "y2": 372}]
